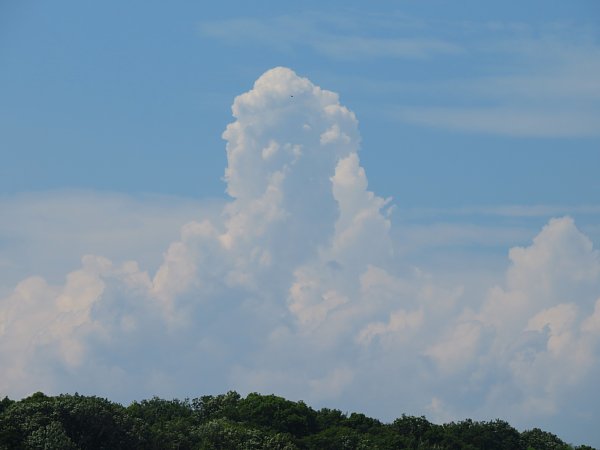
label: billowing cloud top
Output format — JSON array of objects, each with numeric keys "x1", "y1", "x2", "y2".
[{"x1": 1, "y1": 67, "x2": 599, "y2": 445}]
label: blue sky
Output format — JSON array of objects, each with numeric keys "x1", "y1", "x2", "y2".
[{"x1": 1, "y1": 1, "x2": 600, "y2": 447}]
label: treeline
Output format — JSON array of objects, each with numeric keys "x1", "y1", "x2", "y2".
[{"x1": 0, "y1": 391, "x2": 594, "y2": 450}]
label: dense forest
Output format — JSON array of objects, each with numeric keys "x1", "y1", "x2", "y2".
[{"x1": 0, "y1": 391, "x2": 594, "y2": 450}]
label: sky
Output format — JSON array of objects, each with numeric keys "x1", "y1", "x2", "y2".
[{"x1": 1, "y1": 0, "x2": 600, "y2": 446}]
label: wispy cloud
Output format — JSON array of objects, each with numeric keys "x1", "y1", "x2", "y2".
[
  {"x1": 395, "y1": 27, "x2": 600, "y2": 137},
  {"x1": 313, "y1": 36, "x2": 461, "y2": 60},
  {"x1": 198, "y1": 14, "x2": 462, "y2": 60},
  {"x1": 399, "y1": 204, "x2": 600, "y2": 219},
  {"x1": 397, "y1": 105, "x2": 600, "y2": 137},
  {"x1": 202, "y1": 13, "x2": 600, "y2": 138}
]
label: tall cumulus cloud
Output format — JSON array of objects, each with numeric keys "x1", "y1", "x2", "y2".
[{"x1": 1, "y1": 67, "x2": 599, "y2": 445}]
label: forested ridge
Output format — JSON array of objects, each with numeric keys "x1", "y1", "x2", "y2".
[{"x1": 0, "y1": 391, "x2": 594, "y2": 450}]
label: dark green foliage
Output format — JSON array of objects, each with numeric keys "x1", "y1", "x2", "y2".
[
  {"x1": 521, "y1": 427, "x2": 573, "y2": 450},
  {"x1": 0, "y1": 391, "x2": 594, "y2": 450},
  {"x1": 195, "y1": 418, "x2": 297, "y2": 450},
  {"x1": 0, "y1": 397, "x2": 14, "y2": 416},
  {"x1": 237, "y1": 393, "x2": 318, "y2": 438},
  {"x1": 0, "y1": 393, "x2": 145, "y2": 449},
  {"x1": 25, "y1": 421, "x2": 78, "y2": 450},
  {"x1": 191, "y1": 391, "x2": 242, "y2": 423},
  {"x1": 301, "y1": 425, "x2": 371, "y2": 449},
  {"x1": 127, "y1": 397, "x2": 196, "y2": 449},
  {"x1": 314, "y1": 407, "x2": 345, "y2": 430},
  {"x1": 430, "y1": 419, "x2": 522, "y2": 450}
]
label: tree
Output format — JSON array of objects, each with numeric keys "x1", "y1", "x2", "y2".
[
  {"x1": 521, "y1": 427, "x2": 572, "y2": 450},
  {"x1": 0, "y1": 391, "x2": 594, "y2": 449},
  {"x1": 25, "y1": 421, "x2": 77, "y2": 450},
  {"x1": 191, "y1": 391, "x2": 241, "y2": 423},
  {"x1": 236, "y1": 393, "x2": 318, "y2": 438},
  {"x1": 0, "y1": 397, "x2": 14, "y2": 415}
]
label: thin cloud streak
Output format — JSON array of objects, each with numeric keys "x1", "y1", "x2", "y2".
[
  {"x1": 198, "y1": 14, "x2": 463, "y2": 60},
  {"x1": 396, "y1": 106, "x2": 600, "y2": 137},
  {"x1": 399, "y1": 204, "x2": 600, "y2": 219},
  {"x1": 200, "y1": 13, "x2": 600, "y2": 138}
]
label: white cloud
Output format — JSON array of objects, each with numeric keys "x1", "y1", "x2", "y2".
[
  {"x1": 1, "y1": 67, "x2": 600, "y2": 446},
  {"x1": 422, "y1": 216, "x2": 600, "y2": 426},
  {"x1": 582, "y1": 298, "x2": 600, "y2": 335},
  {"x1": 506, "y1": 217, "x2": 600, "y2": 298},
  {"x1": 357, "y1": 308, "x2": 423, "y2": 346},
  {"x1": 0, "y1": 254, "x2": 155, "y2": 394},
  {"x1": 426, "y1": 320, "x2": 485, "y2": 374},
  {"x1": 526, "y1": 303, "x2": 578, "y2": 355}
]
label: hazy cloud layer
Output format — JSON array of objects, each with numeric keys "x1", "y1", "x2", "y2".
[
  {"x1": 0, "y1": 191, "x2": 222, "y2": 293},
  {"x1": 1, "y1": 68, "x2": 599, "y2": 445}
]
